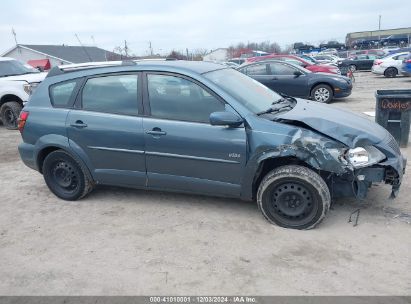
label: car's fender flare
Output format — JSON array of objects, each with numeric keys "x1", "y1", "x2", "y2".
[
  {"x1": 240, "y1": 143, "x2": 349, "y2": 201},
  {"x1": 34, "y1": 134, "x2": 95, "y2": 181}
]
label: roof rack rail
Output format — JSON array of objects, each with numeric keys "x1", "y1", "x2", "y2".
[{"x1": 46, "y1": 60, "x2": 137, "y2": 77}]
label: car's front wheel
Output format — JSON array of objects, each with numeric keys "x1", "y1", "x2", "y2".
[
  {"x1": 42, "y1": 150, "x2": 93, "y2": 200},
  {"x1": 0, "y1": 101, "x2": 22, "y2": 130},
  {"x1": 311, "y1": 84, "x2": 333, "y2": 103},
  {"x1": 257, "y1": 165, "x2": 330, "y2": 230}
]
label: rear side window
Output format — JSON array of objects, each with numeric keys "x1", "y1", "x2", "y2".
[
  {"x1": 50, "y1": 80, "x2": 78, "y2": 107},
  {"x1": 81, "y1": 74, "x2": 138, "y2": 116}
]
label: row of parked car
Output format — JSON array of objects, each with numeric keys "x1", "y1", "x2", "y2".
[{"x1": 351, "y1": 34, "x2": 410, "y2": 49}]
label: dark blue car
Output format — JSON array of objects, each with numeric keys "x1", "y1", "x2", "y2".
[
  {"x1": 18, "y1": 61, "x2": 406, "y2": 229},
  {"x1": 237, "y1": 60, "x2": 352, "y2": 103}
]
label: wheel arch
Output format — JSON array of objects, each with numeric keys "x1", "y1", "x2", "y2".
[
  {"x1": 34, "y1": 135, "x2": 95, "y2": 182},
  {"x1": 250, "y1": 156, "x2": 321, "y2": 201},
  {"x1": 0, "y1": 94, "x2": 23, "y2": 107},
  {"x1": 310, "y1": 82, "x2": 334, "y2": 96}
]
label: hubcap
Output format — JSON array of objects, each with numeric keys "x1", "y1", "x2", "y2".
[
  {"x1": 271, "y1": 182, "x2": 314, "y2": 221},
  {"x1": 314, "y1": 88, "x2": 330, "y2": 102},
  {"x1": 51, "y1": 161, "x2": 79, "y2": 191}
]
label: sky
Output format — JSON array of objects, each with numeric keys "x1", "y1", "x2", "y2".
[{"x1": 1, "y1": 0, "x2": 410, "y2": 56}]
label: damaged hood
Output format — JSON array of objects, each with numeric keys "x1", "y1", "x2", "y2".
[{"x1": 275, "y1": 99, "x2": 388, "y2": 148}]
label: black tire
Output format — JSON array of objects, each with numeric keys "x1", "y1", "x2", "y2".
[
  {"x1": 0, "y1": 101, "x2": 22, "y2": 130},
  {"x1": 257, "y1": 165, "x2": 330, "y2": 230},
  {"x1": 384, "y1": 67, "x2": 398, "y2": 78},
  {"x1": 311, "y1": 84, "x2": 333, "y2": 103},
  {"x1": 349, "y1": 64, "x2": 357, "y2": 72},
  {"x1": 42, "y1": 150, "x2": 93, "y2": 201}
]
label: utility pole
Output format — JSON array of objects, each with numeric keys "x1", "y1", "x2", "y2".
[
  {"x1": 75, "y1": 33, "x2": 93, "y2": 62},
  {"x1": 186, "y1": 48, "x2": 189, "y2": 60},
  {"x1": 378, "y1": 15, "x2": 382, "y2": 47},
  {"x1": 11, "y1": 28, "x2": 18, "y2": 45},
  {"x1": 11, "y1": 28, "x2": 21, "y2": 54},
  {"x1": 149, "y1": 41, "x2": 153, "y2": 56},
  {"x1": 124, "y1": 40, "x2": 129, "y2": 57}
]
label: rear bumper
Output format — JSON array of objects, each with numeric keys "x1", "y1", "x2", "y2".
[
  {"x1": 401, "y1": 68, "x2": 411, "y2": 76},
  {"x1": 371, "y1": 65, "x2": 384, "y2": 75},
  {"x1": 18, "y1": 142, "x2": 38, "y2": 171}
]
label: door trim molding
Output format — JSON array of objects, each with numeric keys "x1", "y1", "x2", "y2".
[
  {"x1": 146, "y1": 151, "x2": 240, "y2": 164},
  {"x1": 88, "y1": 146, "x2": 145, "y2": 154}
]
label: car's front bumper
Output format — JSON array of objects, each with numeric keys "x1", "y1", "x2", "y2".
[{"x1": 334, "y1": 85, "x2": 352, "y2": 98}]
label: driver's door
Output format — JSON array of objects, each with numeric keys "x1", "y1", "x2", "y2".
[{"x1": 142, "y1": 72, "x2": 247, "y2": 197}]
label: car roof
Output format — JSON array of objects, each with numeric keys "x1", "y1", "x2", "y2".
[{"x1": 47, "y1": 60, "x2": 227, "y2": 78}]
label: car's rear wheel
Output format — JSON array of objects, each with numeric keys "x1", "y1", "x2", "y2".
[
  {"x1": 0, "y1": 101, "x2": 22, "y2": 130},
  {"x1": 42, "y1": 150, "x2": 93, "y2": 200},
  {"x1": 384, "y1": 67, "x2": 398, "y2": 78},
  {"x1": 311, "y1": 84, "x2": 333, "y2": 103},
  {"x1": 349, "y1": 64, "x2": 357, "y2": 72},
  {"x1": 257, "y1": 165, "x2": 330, "y2": 230}
]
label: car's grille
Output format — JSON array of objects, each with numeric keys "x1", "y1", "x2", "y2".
[{"x1": 386, "y1": 133, "x2": 401, "y2": 155}]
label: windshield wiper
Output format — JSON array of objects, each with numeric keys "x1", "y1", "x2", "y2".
[
  {"x1": 256, "y1": 97, "x2": 294, "y2": 116},
  {"x1": 278, "y1": 93, "x2": 298, "y2": 102}
]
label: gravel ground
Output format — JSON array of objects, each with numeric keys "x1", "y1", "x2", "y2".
[{"x1": 0, "y1": 72, "x2": 410, "y2": 295}]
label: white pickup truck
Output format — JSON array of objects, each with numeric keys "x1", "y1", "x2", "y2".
[{"x1": 0, "y1": 57, "x2": 47, "y2": 129}]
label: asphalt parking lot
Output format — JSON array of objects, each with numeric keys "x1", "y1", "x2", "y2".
[{"x1": 0, "y1": 72, "x2": 410, "y2": 295}]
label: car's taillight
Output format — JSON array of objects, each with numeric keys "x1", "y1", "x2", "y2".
[
  {"x1": 374, "y1": 60, "x2": 382, "y2": 65},
  {"x1": 405, "y1": 59, "x2": 411, "y2": 63},
  {"x1": 18, "y1": 111, "x2": 29, "y2": 133}
]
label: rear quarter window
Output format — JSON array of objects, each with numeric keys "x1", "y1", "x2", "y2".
[{"x1": 49, "y1": 80, "x2": 79, "y2": 108}]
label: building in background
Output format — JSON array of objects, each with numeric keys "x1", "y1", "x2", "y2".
[{"x1": 1, "y1": 44, "x2": 122, "y2": 70}]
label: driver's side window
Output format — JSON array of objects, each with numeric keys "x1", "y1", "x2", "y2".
[{"x1": 147, "y1": 74, "x2": 225, "y2": 123}]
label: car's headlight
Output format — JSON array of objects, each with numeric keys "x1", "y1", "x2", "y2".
[
  {"x1": 23, "y1": 82, "x2": 39, "y2": 95},
  {"x1": 345, "y1": 146, "x2": 386, "y2": 168}
]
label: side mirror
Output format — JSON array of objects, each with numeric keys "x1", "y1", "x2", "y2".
[
  {"x1": 210, "y1": 111, "x2": 243, "y2": 127},
  {"x1": 293, "y1": 70, "x2": 303, "y2": 78}
]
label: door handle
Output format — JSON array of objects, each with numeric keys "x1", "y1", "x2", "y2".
[
  {"x1": 271, "y1": 77, "x2": 278, "y2": 80},
  {"x1": 146, "y1": 128, "x2": 167, "y2": 136},
  {"x1": 70, "y1": 120, "x2": 88, "y2": 128}
]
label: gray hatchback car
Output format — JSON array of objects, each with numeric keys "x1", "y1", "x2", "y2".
[{"x1": 18, "y1": 60, "x2": 406, "y2": 229}]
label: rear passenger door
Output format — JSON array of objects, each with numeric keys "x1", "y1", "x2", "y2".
[
  {"x1": 142, "y1": 72, "x2": 247, "y2": 197},
  {"x1": 66, "y1": 73, "x2": 146, "y2": 187}
]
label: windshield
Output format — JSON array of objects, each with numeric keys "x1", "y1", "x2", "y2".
[
  {"x1": 204, "y1": 68, "x2": 283, "y2": 114},
  {"x1": 0, "y1": 60, "x2": 39, "y2": 77}
]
